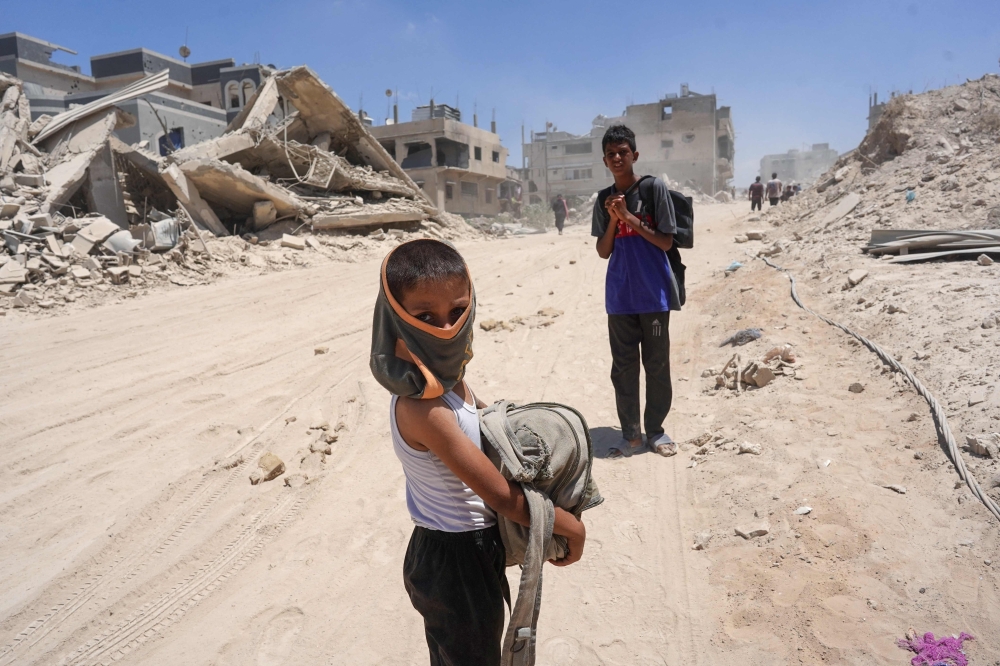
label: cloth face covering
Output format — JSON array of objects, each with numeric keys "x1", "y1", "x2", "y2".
[{"x1": 369, "y1": 240, "x2": 476, "y2": 399}]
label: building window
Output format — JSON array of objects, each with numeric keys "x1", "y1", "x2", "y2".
[
  {"x1": 460, "y1": 181, "x2": 478, "y2": 198},
  {"x1": 528, "y1": 180, "x2": 538, "y2": 193},
  {"x1": 158, "y1": 128, "x2": 184, "y2": 156},
  {"x1": 662, "y1": 104, "x2": 673, "y2": 120},
  {"x1": 474, "y1": 146, "x2": 482, "y2": 161},
  {"x1": 564, "y1": 142, "x2": 592, "y2": 155},
  {"x1": 492, "y1": 150, "x2": 500, "y2": 163},
  {"x1": 241, "y1": 79, "x2": 256, "y2": 106},
  {"x1": 226, "y1": 82, "x2": 241, "y2": 109},
  {"x1": 414, "y1": 180, "x2": 425, "y2": 190},
  {"x1": 682, "y1": 133, "x2": 695, "y2": 143},
  {"x1": 445, "y1": 182, "x2": 455, "y2": 199},
  {"x1": 485, "y1": 188, "x2": 493, "y2": 204},
  {"x1": 661, "y1": 139, "x2": 674, "y2": 148},
  {"x1": 565, "y1": 168, "x2": 592, "y2": 180}
]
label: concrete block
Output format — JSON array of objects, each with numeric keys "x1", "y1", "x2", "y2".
[
  {"x1": 13, "y1": 173, "x2": 44, "y2": 188},
  {"x1": 250, "y1": 452, "x2": 285, "y2": 485},
  {"x1": 106, "y1": 266, "x2": 129, "y2": 284},
  {"x1": 253, "y1": 200, "x2": 277, "y2": 227},
  {"x1": 281, "y1": 234, "x2": 306, "y2": 250}
]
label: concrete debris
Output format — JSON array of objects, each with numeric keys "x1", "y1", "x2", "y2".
[
  {"x1": 884, "y1": 484, "x2": 907, "y2": 494},
  {"x1": 734, "y1": 523, "x2": 769, "y2": 539},
  {"x1": 848, "y1": 382, "x2": 865, "y2": 393},
  {"x1": 978, "y1": 254, "x2": 994, "y2": 266},
  {"x1": 284, "y1": 473, "x2": 308, "y2": 489},
  {"x1": 692, "y1": 531, "x2": 713, "y2": 550},
  {"x1": 843, "y1": 269, "x2": 868, "y2": 289},
  {"x1": 965, "y1": 433, "x2": 1000, "y2": 459},
  {"x1": 280, "y1": 234, "x2": 306, "y2": 250},
  {"x1": 0, "y1": 66, "x2": 476, "y2": 314},
  {"x1": 738, "y1": 441, "x2": 762, "y2": 455},
  {"x1": 478, "y1": 308, "x2": 563, "y2": 333},
  {"x1": 794, "y1": 506, "x2": 812, "y2": 515},
  {"x1": 713, "y1": 341, "x2": 801, "y2": 392},
  {"x1": 250, "y1": 452, "x2": 286, "y2": 485}
]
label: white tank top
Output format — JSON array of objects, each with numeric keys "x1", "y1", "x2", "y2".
[{"x1": 390, "y1": 387, "x2": 497, "y2": 532}]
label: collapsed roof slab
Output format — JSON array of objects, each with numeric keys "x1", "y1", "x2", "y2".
[
  {"x1": 311, "y1": 208, "x2": 427, "y2": 230},
  {"x1": 169, "y1": 131, "x2": 257, "y2": 164},
  {"x1": 161, "y1": 163, "x2": 229, "y2": 237},
  {"x1": 271, "y1": 67, "x2": 432, "y2": 207},
  {"x1": 178, "y1": 158, "x2": 304, "y2": 229}
]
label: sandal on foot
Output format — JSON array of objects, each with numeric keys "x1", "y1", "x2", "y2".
[
  {"x1": 610, "y1": 436, "x2": 644, "y2": 459},
  {"x1": 649, "y1": 433, "x2": 678, "y2": 457}
]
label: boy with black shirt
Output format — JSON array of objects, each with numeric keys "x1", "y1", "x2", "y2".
[{"x1": 592, "y1": 125, "x2": 680, "y2": 459}]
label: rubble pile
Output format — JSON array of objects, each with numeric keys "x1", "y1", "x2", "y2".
[
  {"x1": 734, "y1": 73, "x2": 1000, "y2": 498},
  {"x1": 0, "y1": 67, "x2": 468, "y2": 314},
  {"x1": 706, "y1": 343, "x2": 800, "y2": 392}
]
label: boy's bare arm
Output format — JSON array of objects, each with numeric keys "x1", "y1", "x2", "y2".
[
  {"x1": 596, "y1": 196, "x2": 621, "y2": 259},
  {"x1": 396, "y1": 397, "x2": 586, "y2": 565}
]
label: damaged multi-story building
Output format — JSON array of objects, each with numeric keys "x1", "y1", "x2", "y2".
[
  {"x1": 522, "y1": 85, "x2": 734, "y2": 203},
  {"x1": 758, "y1": 143, "x2": 839, "y2": 186},
  {"x1": 0, "y1": 31, "x2": 269, "y2": 155},
  {"x1": 368, "y1": 104, "x2": 511, "y2": 216}
]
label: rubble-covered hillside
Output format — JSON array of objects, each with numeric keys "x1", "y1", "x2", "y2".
[
  {"x1": 736, "y1": 72, "x2": 1000, "y2": 507},
  {"x1": 0, "y1": 67, "x2": 471, "y2": 315}
]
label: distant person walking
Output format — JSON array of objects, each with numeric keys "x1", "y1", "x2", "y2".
[
  {"x1": 766, "y1": 172, "x2": 782, "y2": 206},
  {"x1": 552, "y1": 194, "x2": 569, "y2": 234},
  {"x1": 748, "y1": 176, "x2": 764, "y2": 211}
]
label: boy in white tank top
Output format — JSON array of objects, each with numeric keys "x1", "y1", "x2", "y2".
[{"x1": 375, "y1": 240, "x2": 587, "y2": 666}]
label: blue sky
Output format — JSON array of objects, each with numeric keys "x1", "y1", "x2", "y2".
[{"x1": 5, "y1": 0, "x2": 1000, "y2": 185}]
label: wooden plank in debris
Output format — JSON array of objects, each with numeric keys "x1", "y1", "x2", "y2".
[{"x1": 311, "y1": 210, "x2": 427, "y2": 230}]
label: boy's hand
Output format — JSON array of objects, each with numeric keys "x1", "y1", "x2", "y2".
[
  {"x1": 549, "y1": 509, "x2": 585, "y2": 567},
  {"x1": 605, "y1": 194, "x2": 625, "y2": 223}
]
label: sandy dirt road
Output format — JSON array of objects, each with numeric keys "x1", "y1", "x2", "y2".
[{"x1": 1, "y1": 202, "x2": 997, "y2": 665}]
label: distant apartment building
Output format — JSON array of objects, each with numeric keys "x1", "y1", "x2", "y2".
[
  {"x1": 0, "y1": 31, "x2": 268, "y2": 155},
  {"x1": 369, "y1": 104, "x2": 509, "y2": 216},
  {"x1": 758, "y1": 143, "x2": 839, "y2": 186},
  {"x1": 523, "y1": 85, "x2": 735, "y2": 204}
]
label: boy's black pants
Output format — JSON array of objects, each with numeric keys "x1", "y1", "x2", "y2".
[
  {"x1": 403, "y1": 525, "x2": 510, "y2": 666},
  {"x1": 608, "y1": 312, "x2": 672, "y2": 441}
]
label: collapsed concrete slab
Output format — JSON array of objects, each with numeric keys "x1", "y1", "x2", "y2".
[
  {"x1": 270, "y1": 67, "x2": 430, "y2": 206},
  {"x1": 178, "y1": 158, "x2": 304, "y2": 229},
  {"x1": 160, "y1": 164, "x2": 229, "y2": 237},
  {"x1": 311, "y1": 199, "x2": 427, "y2": 230}
]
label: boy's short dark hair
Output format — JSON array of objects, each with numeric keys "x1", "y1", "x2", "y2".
[
  {"x1": 386, "y1": 239, "x2": 469, "y2": 302},
  {"x1": 755, "y1": 176, "x2": 761, "y2": 182},
  {"x1": 601, "y1": 124, "x2": 636, "y2": 153},
  {"x1": 772, "y1": 172, "x2": 778, "y2": 178}
]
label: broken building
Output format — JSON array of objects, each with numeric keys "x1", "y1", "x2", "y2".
[
  {"x1": 0, "y1": 31, "x2": 270, "y2": 155},
  {"x1": 369, "y1": 105, "x2": 508, "y2": 216},
  {"x1": 0, "y1": 64, "x2": 467, "y2": 308},
  {"x1": 758, "y1": 143, "x2": 839, "y2": 186},
  {"x1": 523, "y1": 85, "x2": 734, "y2": 202}
]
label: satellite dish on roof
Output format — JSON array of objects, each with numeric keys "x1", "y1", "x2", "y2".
[{"x1": 179, "y1": 45, "x2": 191, "y2": 60}]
